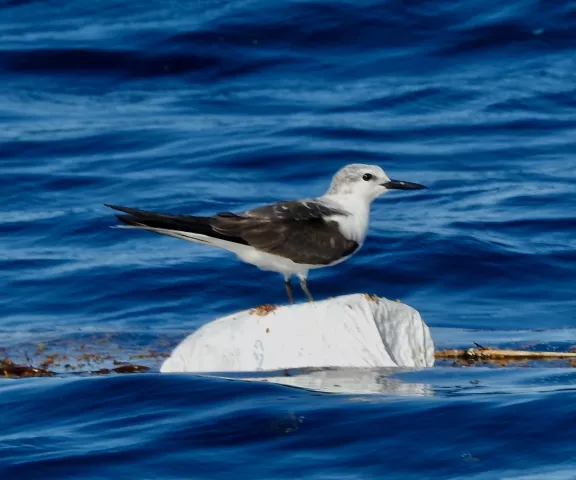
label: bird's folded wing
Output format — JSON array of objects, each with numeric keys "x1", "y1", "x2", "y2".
[
  {"x1": 106, "y1": 201, "x2": 359, "y2": 265},
  {"x1": 246, "y1": 200, "x2": 348, "y2": 221},
  {"x1": 213, "y1": 200, "x2": 359, "y2": 265}
]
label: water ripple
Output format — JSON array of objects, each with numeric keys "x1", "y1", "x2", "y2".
[{"x1": 1, "y1": 0, "x2": 576, "y2": 478}]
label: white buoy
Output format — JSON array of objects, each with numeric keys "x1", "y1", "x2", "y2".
[{"x1": 161, "y1": 293, "x2": 434, "y2": 373}]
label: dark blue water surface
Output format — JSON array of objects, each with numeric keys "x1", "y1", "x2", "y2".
[{"x1": 2, "y1": 0, "x2": 576, "y2": 478}]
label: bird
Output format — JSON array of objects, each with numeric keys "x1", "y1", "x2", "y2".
[{"x1": 106, "y1": 164, "x2": 427, "y2": 304}]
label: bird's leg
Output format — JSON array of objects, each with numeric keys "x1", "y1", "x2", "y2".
[
  {"x1": 299, "y1": 276, "x2": 314, "y2": 302},
  {"x1": 284, "y1": 275, "x2": 295, "y2": 305}
]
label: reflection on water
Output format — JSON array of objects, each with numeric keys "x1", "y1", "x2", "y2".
[{"x1": 235, "y1": 367, "x2": 434, "y2": 395}]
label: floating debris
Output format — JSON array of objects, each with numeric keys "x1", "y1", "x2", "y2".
[
  {"x1": 249, "y1": 304, "x2": 278, "y2": 316},
  {"x1": 91, "y1": 365, "x2": 150, "y2": 375},
  {"x1": 128, "y1": 350, "x2": 170, "y2": 360},
  {"x1": 363, "y1": 293, "x2": 379, "y2": 302},
  {"x1": 1, "y1": 358, "x2": 52, "y2": 378},
  {"x1": 435, "y1": 347, "x2": 576, "y2": 360},
  {"x1": 435, "y1": 344, "x2": 576, "y2": 367},
  {"x1": 0, "y1": 357, "x2": 150, "y2": 378},
  {"x1": 0, "y1": 334, "x2": 172, "y2": 379}
]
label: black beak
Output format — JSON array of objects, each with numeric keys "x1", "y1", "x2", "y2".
[{"x1": 381, "y1": 179, "x2": 428, "y2": 190}]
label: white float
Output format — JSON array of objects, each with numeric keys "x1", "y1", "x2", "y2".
[{"x1": 161, "y1": 293, "x2": 434, "y2": 373}]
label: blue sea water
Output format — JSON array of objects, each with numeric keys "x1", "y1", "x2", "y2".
[{"x1": 1, "y1": 0, "x2": 576, "y2": 478}]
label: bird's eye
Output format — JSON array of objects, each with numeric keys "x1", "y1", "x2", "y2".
[{"x1": 362, "y1": 173, "x2": 373, "y2": 181}]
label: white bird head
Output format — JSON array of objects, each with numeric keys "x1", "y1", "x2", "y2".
[{"x1": 325, "y1": 164, "x2": 427, "y2": 202}]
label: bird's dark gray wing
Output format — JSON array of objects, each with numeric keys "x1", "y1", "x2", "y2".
[
  {"x1": 213, "y1": 200, "x2": 359, "y2": 265},
  {"x1": 106, "y1": 200, "x2": 359, "y2": 265},
  {"x1": 246, "y1": 200, "x2": 348, "y2": 221}
]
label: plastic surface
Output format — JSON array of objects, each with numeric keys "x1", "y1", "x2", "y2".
[{"x1": 161, "y1": 293, "x2": 435, "y2": 373}]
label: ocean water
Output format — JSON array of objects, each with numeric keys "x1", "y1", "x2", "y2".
[{"x1": 1, "y1": 0, "x2": 576, "y2": 478}]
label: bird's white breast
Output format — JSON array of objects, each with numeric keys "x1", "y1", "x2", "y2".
[{"x1": 321, "y1": 194, "x2": 371, "y2": 244}]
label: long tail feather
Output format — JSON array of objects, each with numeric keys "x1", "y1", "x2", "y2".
[{"x1": 105, "y1": 204, "x2": 248, "y2": 246}]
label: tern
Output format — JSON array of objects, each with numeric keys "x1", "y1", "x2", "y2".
[{"x1": 106, "y1": 164, "x2": 427, "y2": 304}]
